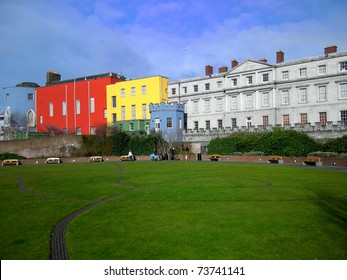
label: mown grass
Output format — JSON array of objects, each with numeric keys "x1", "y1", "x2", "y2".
[{"x1": 1, "y1": 161, "x2": 346, "y2": 259}]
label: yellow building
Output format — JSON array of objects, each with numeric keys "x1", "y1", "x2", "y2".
[{"x1": 106, "y1": 75, "x2": 168, "y2": 133}]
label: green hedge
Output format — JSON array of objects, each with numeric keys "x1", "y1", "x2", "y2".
[{"x1": 207, "y1": 128, "x2": 321, "y2": 156}]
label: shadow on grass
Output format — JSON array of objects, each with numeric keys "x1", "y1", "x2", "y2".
[{"x1": 313, "y1": 192, "x2": 347, "y2": 254}]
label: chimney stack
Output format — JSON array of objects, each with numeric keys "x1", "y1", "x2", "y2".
[
  {"x1": 324, "y1": 45, "x2": 337, "y2": 55},
  {"x1": 205, "y1": 65, "x2": 213, "y2": 76},
  {"x1": 231, "y1": 59, "x2": 238, "y2": 68},
  {"x1": 218, "y1": 66, "x2": 228, "y2": 73},
  {"x1": 46, "y1": 70, "x2": 61, "y2": 85},
  {"x1": 276, "y1": 50, "x2": 284, "y2": 63}
]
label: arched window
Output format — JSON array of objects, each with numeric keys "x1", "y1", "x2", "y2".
[{"x1": 26, "y1": 109, "x2": 35, "y2": 127}]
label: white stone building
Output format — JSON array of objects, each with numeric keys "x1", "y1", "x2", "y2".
[{"x1": 168, "y1": 45, "x2": 347, "y2": 153}]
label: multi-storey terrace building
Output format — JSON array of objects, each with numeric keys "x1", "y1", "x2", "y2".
[
  {"x1": 106, "y1": 76, "x2": 168, "y2": 133},
  {"x1": 36, "y1": 71, "x2": 125, "y2": 135},
  {"x1": 168, "y1": 45, "x2": 347, "y2": 152}
]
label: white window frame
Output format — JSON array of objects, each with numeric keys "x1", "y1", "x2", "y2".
[{"x1": 282, "y1": 90, "x2": 289, "y2": 105}]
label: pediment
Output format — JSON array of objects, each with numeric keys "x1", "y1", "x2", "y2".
[{"x1": 228, "y1": 60, "x2": 273, "y2": 75}]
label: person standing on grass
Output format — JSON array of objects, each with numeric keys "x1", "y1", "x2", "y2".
[{"x1": 128, "y1": 150, "x2": 133, "y2": 161}]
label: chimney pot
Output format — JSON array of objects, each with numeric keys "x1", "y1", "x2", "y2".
[
  {"x1": 205, "y1": 65, "x2": 213, "y2": 76},
  {"x1": 324, "y1": 45, "x2": 337, "y2": 55},
  {"x1": 276, "y1": 50, "x2": 284, "y2": 63}
]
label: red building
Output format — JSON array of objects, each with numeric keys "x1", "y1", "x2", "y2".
[{"x1": 36, "y1": 71, "x2": 125, "y2": 135}]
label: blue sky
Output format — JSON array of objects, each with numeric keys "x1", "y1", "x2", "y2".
[{"x1": 1, "y1": 0, "x2": 347, "y2": 87}]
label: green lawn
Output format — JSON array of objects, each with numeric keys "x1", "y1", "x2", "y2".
[{"x1": 0, "y1": 161, "x2": 346, "y2": 259}]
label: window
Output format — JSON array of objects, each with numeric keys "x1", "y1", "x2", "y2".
[
  {"x1": 282, "y1": 90, "x2": 289, "y2": 105},
  {"x1": 131, "y1": 87, "x2": 136, "y2": 96},
  {"x1": 167, "y1": 117, "x2": 173, "y2": 128},
  {"x1": 76, "y1": 127, "x2": 81, "y2": 135},
  {"x1": 171, "y1": 88, "x2": 176, "y2": 95},
  {"x1": 231, "y1": 96, "x2": 238, "y2": 110},
  {"x1": 131, "y1": 105, "x2": 136, "y2": 120},
  {"x1": 183, "y1": 86, "x2": 187, "y2": 93},
  {"x1": 121, "y1": 88, "x2": 125, "y2": 97},
  {"x1": 178, "y1": 118, "x2": 182, "y2": 129},
  {"x1": 104, "y1": 109, "x2": 107, "y2": 118},
  {"x1": 318, "y1": 86, "x2": 327, "y2": 101},
  {"x1": 318, "y1": 65, "x2": 326, "y2": 75},
  {"x1": 216, "y1": 98, "x2": 223, "y2": 111},
  {"x1": 246, "y1": 117, "x2": 252, "y2": 128},
  {"x1": 300, "y1": 113, "x2": 307, "y2": 125},
  {"x1": 49, "y1": 102, "x2": 54, "y2": 117},
  {"x1": 193, "y1": 100, "x2": 199, "y2": 113},
  {"x1": 283, "y1": 115, "x2": 290, "y2": 125},
  {"x1": 299, "y1": 88, "x2": 307, "y2": 103},
  {"x1": 142, "y1": 85, "x2": 146, "y2": 94},
  {"x1": 262, "y1": 92, "x2": 269, "y2": 107},
  {"x1": 155, "y1": 118, "x2": 160, "y2": 132},
  {"x1": 121, "y1": 106, "x2": 125, "y2": 120},
  {"x1": 26, "y1": 109, "x2": 35, "y2": 127},
  {"x1": 204, "y1": 99, "x2": 210, "y2": 112},
  {"x1": 319, "y1": 112, "x2": 327, "y2": 126},
  {"x1": 194, "y1": 121, "x2": 199, "y2": 130},
  {"x1": 112, "y1": 113, "x2": 117, "y2": 123},
  {"x1": 282, "y1": 71, "x2": 289, "y2": 80},
  {"x1": 340, "y1": 83, "x2": 347, "y2": 98},
  {"x1": 129, "y1": 123, "x2": 134, "y2": 131},
  {"x1": 262, "y1": 73, "x2": 269, "y2": 82},
  {"x1": 193, "y1": 85, "x2": 198, "y2": 92},
  {"x1": 218, "y1": 119, "x2": 223, "y2": 129},
  {"x1": 340, "y1": 61, "x2": 347, "y2": 71},
  {"x1": 76, "y1": 99, "x2": 80, "y2": 114},
  {"x1": 217, "y1": 81, "x2": 223, "y2": 88},
  {"x1": 112, "y1": 96, "x2": 116, "y2": 107},
  {"x1": 62, "y1": 101, "x2": 67, "y2": 116},
  {"x1": 142, "y1": 104, "x2": 147, "y2": 119},
  {"x1": 341, "y1": 110, "x2": 347, "y2": 124},
  {"x1": 246, "y1": 76, "x2": 253, "y2": 85},
  {"x1": 299, "y1": 68, "x2": 307, "y2": 77},
  {"x1": 231, "y1": 118, "x2": 237, "y2": 128},
  {"x1": 119, "y1": 124, "x2": 123, "y2": 131},
  {"x1": 90, "y1": 97, "x2": 95, "y2": 113},
  {"x1": 91, "y1": 127, "x2": 96, "y2": 135},
  {"x1": 6, "y1": 93, "x2": 10, "y2": 101},
  {"x1": 39, "y1": 115, "x2": 43, "y2": 124},
  {"x1": 28, "y1": 93, "x2": 34, "y2": 100},
  {"x1": 262, "y1": 116, "x2": 269, "y2": 127},
  {"x1": 246, "y1": 94, "x2": 253, "y2": 108},
  {"x1": 205, "y1": 120, "x2": 210, "y2": 130},
  {"x1": 205, "y1": 83, "x2": 210, "y2": 90},
  {"x1": 232, "y1": 78, "x2": 237, "y2": 86}
]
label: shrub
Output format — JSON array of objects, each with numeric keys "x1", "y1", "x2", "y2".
[
  {"x1": 323, "y1": 135, "x2": 347, "y2": 153},
  {"x1": 0, "y1": 153, "x2": 26, "y2": 160},
  {"x1": 207, "y1": 128, "x2": 320, "y2": 156}
]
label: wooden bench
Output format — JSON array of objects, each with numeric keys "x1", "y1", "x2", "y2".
[
  {"x1": 89, "y1": 156, "x2": 104, "y2": 162},
  {"x1": 209, "y1": 154, "x2": 220, "y2": 161},
  {"x1": 2, "y1": 159, "x2": 21, "y2": 166},
  {"x1": 120, "y1": 155, "x2": 130, "y2": 161},
  {"x1": 303, "y1": 156, "x2": 322, "y2": 166},
  {"x1": 267, "y1": 155, "x2": 283, "y2": 164}
]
